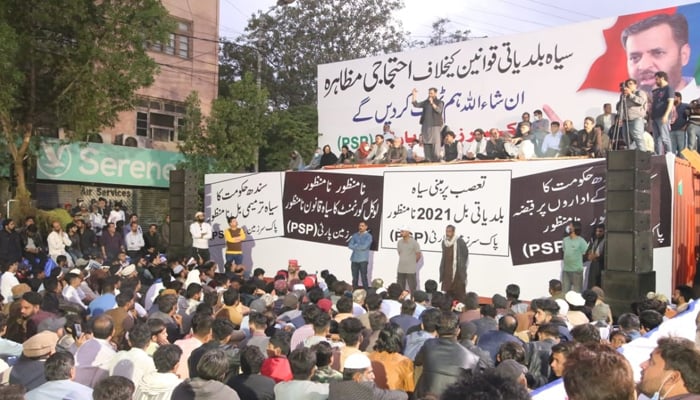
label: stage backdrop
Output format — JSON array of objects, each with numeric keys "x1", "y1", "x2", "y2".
[
  {"x1": 205, "y1": 156, "x2": 675, "y2": 300},
  {"x1": 317, "y1": 3, "x2": 700, "y2": 153}
]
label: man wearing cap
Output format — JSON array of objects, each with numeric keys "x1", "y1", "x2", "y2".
[
  {"x1": 348, "y1": 221, "x2": 372, "y2": 289},
  {"x1": 329, "y1": 352, "x2": 407, "y2": 400},
  {"x1": 396, "y1": 226, "x2": 421, "y2": 292},
  {"x1": 26, "y1": 351, "x2": 93, "y2": 400},
  {"x1": 564, "y1": 291, "x2": 589, "y2": 327},
  {"x1": 10, "y1": 330, "x2": 59, "y2": 391},
  {"x1": 439, "y1": 225, "x2": 469, "y2": 297},
  {"x1": 190, "y1": 211, "x2": 213, "y2": 263}
]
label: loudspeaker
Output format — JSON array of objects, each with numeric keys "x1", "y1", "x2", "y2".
[
  {"x1": 607, "y1": 170, "x2": 651, "y2": 191},
  {"x1": 607, "y1": 149, "x2": 651, "y2": 171},
  {"x1": 169, "y1": 169, "x2": 199, "y2": 252},
  {"x1": 606, "y1": 211, "x2": 651, "y2": 231},
  {"x1": 606, "y1": 231, "x2": 653, "y2": 272},
  {"x1": 606, "y1": 190, "x2": 651, "y2": 211},
  {"x1": 602, "y1": 271, "x2": 656, "y2": 318}
]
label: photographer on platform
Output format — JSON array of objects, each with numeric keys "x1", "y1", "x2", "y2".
[
  {"x1": 687, "y1": 97, "x2": 700, "y2": 151},
  {"x1": 616, "y1": 78, "x2": 649, "y2": 151}
]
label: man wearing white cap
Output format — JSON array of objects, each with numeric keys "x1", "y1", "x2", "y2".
[
  {"x1": 329, "y1": 352, "x2": 407, "y2": 400},
  {"x1": 189, "y1": 211, "x2": 212, "y2": 263},
  {"x1": 396, "y1": 226, "x2": 421, "y2": 292}
]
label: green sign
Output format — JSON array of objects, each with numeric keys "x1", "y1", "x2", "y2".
[{"x1": 37, "y1": 139, "x2": 185, "y2": 188}]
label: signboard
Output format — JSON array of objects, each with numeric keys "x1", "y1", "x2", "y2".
[
  {"x1": 282, "y1": 171, "x2": 383, "y2": 249},
  {"x1": 209, "y1": 172, "x2": 285, "y2": 245},
  {"x1": 382, "y1": 170, "x2": 511, "y2": 256},
  {"x1": 37, "y1": 139, "x2": 184, "y2": 188},
  {"x1": 317, "y1": 4, "x2": 700, "y2": 152}
]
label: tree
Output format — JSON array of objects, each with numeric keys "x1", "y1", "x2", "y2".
[
  {"x1": 220, "y1": 0, "x2": 408, "y2": 108},
  {"x1": 178, "y1": 73, "x2": 274, "y2": 177},
  {"x1": 411, "y1": 18, "x2": 471, "y2": 48},
  {"x1": 260, "y1": 105, "x2": 319, "y2": 171},
  {"x1": 0, "y1": 0, "x2": 172, "y2": 205}
]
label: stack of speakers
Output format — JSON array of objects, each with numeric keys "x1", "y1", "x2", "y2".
[
  {"x1": 169, "y1": 169, "x2": 198, "y2": 258},
  {"x1": 603, "y1": 150, "x2": 656, "y2": 318}
]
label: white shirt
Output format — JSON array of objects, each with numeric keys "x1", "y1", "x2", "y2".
[
  {"x1": 108, "y1": 348, "x2": 156, "y2": 391},
  {"x1": 0, "y1": 271, "x2": 19, "y2": 304},
  {"x1": 540, "y1": 131, "x2": 563, "y2": 154},
  {"x1": 63, "y1": 284, "x2": 87, "y2": 309},
  {"x1": 25, "y1": 379, "x2": 93, "y2": 400},
  {"x1": 108, "y1": 209, "x2": 126, "y2": 224},
  {"x1": 47, "y1": 230, "x2": 71, "y2": 258},
  {"x1": 189, "y1": 222, "x2": 213, "y2": 249},
  {"x1": 464, "y1": 139, "x2": 488, "y2": 158},
  {"x1": 125, "y1": 231, "x2": 145, "y2": 251},
  {"x1": 518, "y1": 139, "x2": 536, "y2": 159},
  {"x1": 89, "y1": 212, "x2": 105, "y2": 235},
  {"x1": 412, "y1": 144, "x2": 425, "y2": 161},
  {"x1": 145, "y1": 281, "x2": 165, "y2": 312}
]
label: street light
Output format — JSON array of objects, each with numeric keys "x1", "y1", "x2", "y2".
[{"x1": 254, "y1": 0, "x2": 296, "y2": 173}]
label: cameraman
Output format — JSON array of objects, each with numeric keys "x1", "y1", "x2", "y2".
[
  {"x1": 617, "y1": 78, "x2": 649, "y2": 151},
  {"x1": 687, "y1": 97, "x2": 700, "y2": 152}
]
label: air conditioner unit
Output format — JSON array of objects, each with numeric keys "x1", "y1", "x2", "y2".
[{"x1": 121, "y1": 134, "x2": 153, "y2": 149}]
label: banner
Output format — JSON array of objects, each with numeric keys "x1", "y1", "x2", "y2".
[
  {"x1": 282, "y1": 172, "x2": 383, "y2": 249},
  {"x1": 510, "y1": 162, "x2": 607, "y2": 265},
  {"x1": 509, "y1": 159, "x2": 671, "y2": 265},
  {"x1": 209, "y1": 172, "x2": 284, "y2": 245},
  {"x1": 382, "y1": 170, "x2": 511, "y2": 256},
  {"x1": 317, "y1": 3, "x2": 700, "y2": 153},
  {"x1": 37, "y1": 139, "x2": 184, "y2": 188}
]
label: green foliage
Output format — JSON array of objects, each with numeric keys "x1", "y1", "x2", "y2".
[
  {"x1": 411, "y1": 18, "x2": 472, "y2": 48},
  {"x1": 179, "y1": 73, "x2": 274, "y2": 175},
  {"x1": 221, "y1": 0, "x2": 408, "y2": 108},
  {"x1": 260, "y1": 105, "x2": 319, "y2": 171},
  {"x1": 0, "y1": 0, "x2": 173, "y2": 197}
]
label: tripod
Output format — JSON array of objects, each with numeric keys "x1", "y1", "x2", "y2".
[{"x1": 611, "y1": 92, "x2": 631, "y2": 151}]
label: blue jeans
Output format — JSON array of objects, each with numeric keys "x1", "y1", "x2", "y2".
[
  {"x1": 670, "y1": 129, "x2": 687, "y2": 156},
  {"x1": 652, "y1": 118, "x2": 672, "y2": 155},
  {"x1": 622, "y1": 118, "x2": 647, "y2": 151},
  {"x1": 351, "y1": 261, "x2": 369, "y2": 288},
  {"x1": 225, "y1": 253, "x2": 243, "y2": 266}
]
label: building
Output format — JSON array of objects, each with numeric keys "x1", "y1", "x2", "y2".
[{"x1": 35, "y1": 0, "x2": 219, "y2": 225}]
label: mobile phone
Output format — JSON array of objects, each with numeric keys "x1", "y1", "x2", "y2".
[{"x1": 74, "y1": 323, "x2": 82, "y2": 339}]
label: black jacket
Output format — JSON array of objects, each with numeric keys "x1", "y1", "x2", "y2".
[{"x1": 414, "y1": 337, "x2": 480, "y2": 399}]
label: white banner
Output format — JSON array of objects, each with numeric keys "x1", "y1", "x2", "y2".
[
  {"x1": 209, "y1": 172, "x2": 285, "y2": 245},
  {"x1": 317, "y1": 4, "x2": 700, "y2": 153},
  {"x1": 381, "y1": 170, "x2": 511, "y2": 256}
]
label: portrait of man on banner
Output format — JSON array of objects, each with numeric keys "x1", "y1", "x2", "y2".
[{"x1": 579, "y1": 4, "x2": 700, "y2": 98}]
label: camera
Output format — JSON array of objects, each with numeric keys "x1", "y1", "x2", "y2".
[{"x1": 619, "y1": 81, "x2": 626, "y2": 92}]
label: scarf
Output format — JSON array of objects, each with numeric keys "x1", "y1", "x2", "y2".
[{"x1": 443, "y1": 235, "x2": 458, "y2": 276}]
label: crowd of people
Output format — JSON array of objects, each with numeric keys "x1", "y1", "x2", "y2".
[{"x1": 0, "y1": 212, "x2": 699, "y2": 400}]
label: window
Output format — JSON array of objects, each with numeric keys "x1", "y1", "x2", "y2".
[
  {"x1": 150, "y1": 19, "x2": 192, "y2": 59},
  {"x1": 134, "y1": 98, "x2": 187, "y2": 143}
]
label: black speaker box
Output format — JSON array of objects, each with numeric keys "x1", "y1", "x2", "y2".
[
  {"x1": 607, "y1": 170, "x2": 651, "y2": 191},
  {"x1": 606, "y1": 211, "x2": 651, "y2": 232},
  {"x1": 606, "y1": 231, "x2": 653, "y2": 272},
  {"x1": 607, "y1": 149, "x2": 651, "y2": 171},
  {"x1": 602, "y1": 271, "x2": 656, "y2": 318},
  {"x1": 606, "y1": 190, "x2": 651, "y2": 211}
]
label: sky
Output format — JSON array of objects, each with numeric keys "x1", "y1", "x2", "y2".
[{"x1": 220, "y1": 0, "x2": 699, "y2": 41}]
